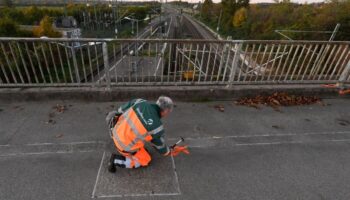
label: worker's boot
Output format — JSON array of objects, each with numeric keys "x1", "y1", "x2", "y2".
[
  {"x1": 114, "y1": 155, "x2": 126, "y2": 168},
  {"x1": 108, "y1": 153, "x2": 117, "y2": 173}
]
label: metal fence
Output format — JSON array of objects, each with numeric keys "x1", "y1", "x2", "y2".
[{"x1": 0, "y1": 38, "x2": 349, "y2": 88}]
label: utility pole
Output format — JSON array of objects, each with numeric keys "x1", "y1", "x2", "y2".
[{"x1": 216, "y1": 8, "x2": 222, "y2": 38}]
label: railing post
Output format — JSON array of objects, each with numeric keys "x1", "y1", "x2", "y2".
[
  {"x1": 102, "y1": 42, "x2": 111, "y2": 89},
  {"x1": 227, "y1": 42, "x2": 243, "y2": 87},
  {"x1": 339, "y1": 60, "x2": 350, "y2": 84}
]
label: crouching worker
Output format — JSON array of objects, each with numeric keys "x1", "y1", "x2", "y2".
[{"x1": 105, "y1": 96, "x2": 186, "y2": 173}]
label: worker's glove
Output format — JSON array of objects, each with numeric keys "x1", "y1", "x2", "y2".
[{"x1": 170, "y1": 145, "x2": 190, "y2": 157}]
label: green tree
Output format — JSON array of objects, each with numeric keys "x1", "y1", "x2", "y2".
[
  {"x1": 0, "y1": 18, "x2": 19, "y2": 36},
  {"x1": 2, "y1": 0, "x2": 13, "y2": 7},
  {"x1": 201, "y1": 0, "x2": 214, "y2": 20}
]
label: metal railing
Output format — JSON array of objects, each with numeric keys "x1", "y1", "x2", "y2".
[{"x1": 0, "y1": 38, "x2": 349, "y2": 88}]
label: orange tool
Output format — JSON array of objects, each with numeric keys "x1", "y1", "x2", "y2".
[{"x1": 170, "y1": 137, "x2": 190, "y2": 156}]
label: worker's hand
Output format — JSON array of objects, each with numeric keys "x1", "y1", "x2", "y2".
[{"x1": 170, "y1": 145, "x2": 190, "y2": 157}]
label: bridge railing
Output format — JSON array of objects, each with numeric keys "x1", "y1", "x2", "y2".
[{"x1": 0, "y1": 38, "x2": 349, "y2": 88}]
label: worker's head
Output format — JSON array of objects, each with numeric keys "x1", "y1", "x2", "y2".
[{"x1": 156, "y1": 96, "x2": 174, "y2": 118}]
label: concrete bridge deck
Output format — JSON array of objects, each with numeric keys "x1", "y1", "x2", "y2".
[{"x1": 1, "y1": 98, "x2": 350, "y2": 199}]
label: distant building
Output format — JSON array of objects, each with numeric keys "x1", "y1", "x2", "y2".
[{"x1": 55, "y1": 16, "x2": 78, "y2": 28}]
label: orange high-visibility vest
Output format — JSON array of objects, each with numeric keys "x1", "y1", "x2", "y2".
[{"x1": 112, "y1": 108, "x2": 153, "y2": 153}]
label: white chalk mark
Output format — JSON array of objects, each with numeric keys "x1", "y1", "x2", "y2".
[{"x1": 92, "y1": 151, "x2": 106, "y2": 198}]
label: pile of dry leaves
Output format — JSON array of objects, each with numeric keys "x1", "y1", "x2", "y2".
[{"x1": 234, "y1": 92, "x2": 323, "y2": 110}]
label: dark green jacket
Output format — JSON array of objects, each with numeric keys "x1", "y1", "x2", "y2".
[{"x1": 116, "y1": 99, "x2": 170, "y2": 155}]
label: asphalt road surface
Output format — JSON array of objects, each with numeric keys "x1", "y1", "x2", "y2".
[{"x1": 1, "y1": 98, "x2": 350, "y2": 199}]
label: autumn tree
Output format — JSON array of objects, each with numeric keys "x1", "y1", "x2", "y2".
[
  {"x1": 220, "y1": 0, "x2": 249, "y2": 32},
  {"x1": 33, "y1": 16, "x2": 62, "y2": 38},
  {"x1": 233, "y1": 7, "x2": 247, "y2": 27}
]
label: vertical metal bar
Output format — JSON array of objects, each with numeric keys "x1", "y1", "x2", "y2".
[
  {"x1": 222, "y1": 43, "x2": 232, "y2": 82},
  {"x1": 24, "y1": 42, "x2": 39, "y2": 83},
  {"x1": 290, "y1": 44, "x2": 306, "y2": 80},
  {"x1": 278, "y1": 44, "x2": 294, "y2": 81},
  {"x1": 94, "y1": 42, "x2": 100, "y2": 82},
  {"x1": 141, "y1": 49, "x2": 144, "y2": 83},
  {"x1": 325, "y1": 44, "x2": 342, "y2": 80},
  {"x1": 179, "y1": 43, "x2": 187, "y2": 83},
  {"x1": 272, "y1": 44, "x2": 285, "y2": 81},
  {"x1": 161, "y1": 43, "x2": 165, "y2": 83},
  {"x1": 71, "y1": 46, "x2": 80, "y2": 84},
  {"x1": 330, "y1": 45, "x2": 348, "y2": 80},
  {"x1": 217, "y1": 43, "x2": 228, "y2": 82},
  {"x1": 2, "y1": 42, "x2": 18, "y2": 83},
  {"x1": 127, "y1": 43, "x2": 131, "y2": 83},
  {"x1": 243, "y1": 44, "x2": 255, "y2": 82},
  {"x1": 263, "y1": 44, "x2": 275, "y2": 81},
  {"x1": 249, "y1": 43, "x2": 261, "y2": 82},
  {"x1": 87, "y1": 44, "x2": 94, "y2": 83},
  {"x1": 318, "y1": 44, "x2": 337, "y2": 80},
  {"x1": 312, "y1": 44, "x2": 333, "y2": 80},
  {"x1": 237, "y1": 44, "x2": 249, "y2": 82},
  {"x1": 284, "y1": 45, "x2": 301, "y2": 81},
  {"x1": 308, "y1": 44, "x2": 326, "y2": 79},
  {"x1": 113, "y1": 43, "x2": 116, "y2": 62},
  {"x1": 55, "y1": 43, "x2": 66, "y2": 83},
  {"x1": 167, "y1": 43, "x2": 172, "y2": 82},
  {"x1": 8, "y1": 42, "x2": 24, "y2": 83},
  {"x1": 16, "y1": 42, "x2": 31, "y2": 83},
  {"x1": 256, "y1": 44, "x2": 268, "y2": 82},
  {"x1": 210, "y1": 43, "x2": 220, "y2": 82},
  {"x1": 103, "y1": 42, "x2": 111, "y2": 89},
  {"x1": 173, "y1": 43, "x2": 179, "y2": 82},
  {"x1": 302, "y1": 44, "x2": 319, "y2": 80},
  {"x1": 186, "y1": 44, "x2": 193, "y2": 82},
  {"x1": 64, "y1": 42, "x2": 74, "y2": 83},
  {"x1": 198, "y1": 44, "x2": 206, "y2": 83},
  {"x1": 204, "y1": 44, "x2": 212, "y2": 82},
  {"x1": 48, "y1": 43, "x2": 60, "y2": 83},
  {"x1": 228, "y1": 43, "x2": 243, "y2": 85},
  {"x1": 339, "y1": 59, "x2": 350, "y2": 83},
  {"x1": 192, "y1": 44, "x2": 199, "y2": 82},
  {"x1": 296, "y1": 44, "x2": 312, "y2": 80},
  {"x1": 0, "y1": 53, "x2": 10, "y2": 83},
  {"x1": 336, "y1": 51, "x2": 350, "y2": 78},
  {"x1": 33, "y1": 42, "x2": 46, "y2": 83},
  {"x1": 79, "y1": 44, "x2": 87, "y2": 82},
  {"x1": 40, "y1": 42, "x2": 53, "y2": 83}
]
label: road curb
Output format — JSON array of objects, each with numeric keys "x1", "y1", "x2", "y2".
[{"x1": 0, "y1": 84, "x2": 347, "y2": 102}]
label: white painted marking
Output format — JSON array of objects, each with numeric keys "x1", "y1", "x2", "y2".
[
  {"x1": 171, "y1": 155, "x2": 182, "y2": 194},
  {"x1": 25, "y1": 141, "x2": 105, "y2": 146},
  {"x1": 96, "y1": 192, "x2": 181, "y2": 198},
  {"x1": 92, "y1": 151, "x2": 106, "y2": 198},
  {"x1": 169, "y1": 130, "x2": 350, "y2": 141},
  {"x1": 189, "y1": 139, "x2": 350, "y2": 148},
  {"x1": 0, "y1": 150, "x2": 95, "y2": 157}
]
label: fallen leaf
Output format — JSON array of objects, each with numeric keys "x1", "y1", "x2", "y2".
[{"x1": 214, "y1": 105, "x2": 225, "y2": 112}]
